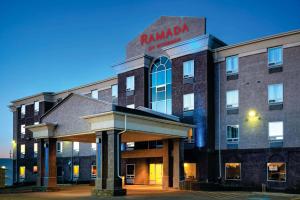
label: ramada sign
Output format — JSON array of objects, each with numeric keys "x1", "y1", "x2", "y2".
[{"x1": 140, "y1": 23, "x2": 189, "y2": 52}]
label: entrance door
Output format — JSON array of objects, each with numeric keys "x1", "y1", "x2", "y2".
[
  {"x1": 149, "y1": 163, "x2": 163, "y2": 185},
  {"x1": 126, "y1": 164, "x2": 135, "y2": 184}
]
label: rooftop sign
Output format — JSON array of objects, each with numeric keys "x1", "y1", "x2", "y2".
[{"x1": 126, "y1": 16, "x2": 206, "y2": 59}]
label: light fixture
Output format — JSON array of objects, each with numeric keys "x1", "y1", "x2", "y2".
[{"x1": 248, "y1": 110, "x2": 257, "y2": 118}]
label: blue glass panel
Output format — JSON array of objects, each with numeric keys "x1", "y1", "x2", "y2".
[
  {"x1": 156, "y1": 100, "x2": 166, "y2": 113},
  {"x1": 156, "y1": 71, "x2": 165, "y2": 85},
  {"x1": 166, "y1": 69, "x2": 171, "y2": 84},
  {"x1": 157, "y1": 91, "x2": 166, "y2": 101},
  {"x1": 151, "y1": 73, "x2": 156, "y2": 87},
  {"x1": 151, "y1": 64, "x2": 157, "y2": 73},
  {"x1": 161, "y1": 56, "x2": 168, "y2": 65},
  {"x1": 157, "y1": 64, "x2": 165, "y2": 72},
  {"x1": 151, "y1": 102, "x2": 156, "y2": 111},
  {"x1": 151, "y1": 87, "x2": 156, "y2": 102},
  {"x1": 154, "y1": 59, "x2": 160, "y2": 66},
  {"x1": 167, "y1": 99, "x2": 172, "y2": 114},
  {"x1": 166, "y1": 84, "x2": 172, "y2": 99},
  {"x1": 165, "y1": 60, "x2": 171, "y2": 69}
]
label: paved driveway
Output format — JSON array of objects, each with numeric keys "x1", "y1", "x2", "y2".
[{"x1": 0, "y1": 185, "x2": 299, "y2": 200}]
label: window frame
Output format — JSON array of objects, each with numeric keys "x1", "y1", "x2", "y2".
[
  {"x1": 111, "y1": 84, "x2": 118, "y2": 98},
  {"x1": 225, "y1": 162, "x2": 241, "y2": 181},
  {"x1": 183, "y1": 60, "x2": 194, "y2": 78},
  {"x1": 73, "y1": 142, "x2": 80, "y2": 152},
  {"x1": 34, "y1": 101, "x2": 39, "y2": 113},
  {"x1": 183, "y1": 93, "x2": 194, "y2": 111},
  {"x1": 268, "y1": 46, "x2": 283, "y2": 67},
  {"x1": 21, "y1": 105, "x2": 26, "y2": 117},
  {"x1": 267, "y1": 162, "x2": 286, "y2": 182},
  {"x1": 268, "y1": 121, "x2": 284, "y2": 141},
  {"x1": 226, "y1": 125, "x2": 239, "y2": 144},
  {"x1": 91, "y1": 89, "x2": 99, "y2": 99},
  {"x1": 226, "y1": 90, "x2": 239, "y2": 109},
  {"x1": 126, "y1": 76, "x2": 135, "y2": 91},
  {"x1": 268, "y1": 84, "x2": 283, "y2": 105},
  {"x1": 226, "y1": 55, "x2": 239, "y2": 75}
]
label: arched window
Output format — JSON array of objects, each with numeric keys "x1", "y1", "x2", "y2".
[{"x1": 150, "y1": 56, "x2": 172, "y2": 114}]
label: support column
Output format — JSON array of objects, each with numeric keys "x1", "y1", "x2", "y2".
[
  {"x1": 173, "y1": 138, "x2": 184, "y2": 189},
  {"x1": 36, "y1": 138, "x2": 57, "y2": 190},
  {"x1": 94, "y1": 132, "x2": 107, "y2": 191},
  {"x1": 162, "y1": 139, "x2": 171, "y2": 189}
]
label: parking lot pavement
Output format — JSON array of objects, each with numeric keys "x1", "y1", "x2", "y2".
[{"x1": 0, "y1": 185, "x2": 299, "y2": 200}]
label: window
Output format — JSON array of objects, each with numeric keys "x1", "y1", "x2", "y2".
[
  {"x1": 126, "y1": 142, "x2": 135, "y2": 151},
  {"x1": 91, "y1": 165, "x2": 96, "y2": 178},
  {"x1": 19, "y1": 166, "x2": 25, "y2": 181},
  {"x1": 126, "y1": 164, "x2": 135, "y2": 177},
  {"x1": 126, "y1": 104, "x2": 135, "y2": 109},
  {"x1": 267, "y1": 162, "x2": 286, "y2": 182},
  {"x1": 150, "y1": 56, "x2": 172, "y2": 115},
  {"x1": 57, "y1": 166, "x2": 63, "y2": 177},
  {"x1": 183, "y1": 60, "x2": 194, "y2": 78},
  {"x1": 269, "y1": 121, "x2": 283, "y2": 140},
  {"x1": 73, "y1": 165, "x2": 79, "y2": 179},
  {"x1": 34, "y1": 101, "x2": 39, "y2": 113},
  {"x1": 184, "y1": 163, "x2": 196, "y2": 180},
  {"x1": 126, "y1": 76, "x2": 135, "y2": 91},
  {"x1": 225, "y1": 163, "x2": 241, "y2": 180},
  {"x1": 268, "y1": 84, "x2": 283, "y2": 104},
  {"x1": 21, "y1": 105, "x2": 26, "y2": 117},
  {"x1": 112, "y1": 84, "x2": 118, "y2": 98},
  {"x1": 34, "y1": 121, "x2": 39, "y2": 125},
  {"x1": 268, "y1": 46, "x2": 283, "y2": 66},
  {"x1": 20, "y1": 144, "x2": 25, "y2": 158},
  {"x1": 226, "y1": 55, "x2": 239, "y2": 75},
  {"x1": 73, "y1": 142, "x2": 80, "y2": 152},
  {"x1": 227, "y1": 125, "x2": 239, "y2": 143},
  {"x1": 33, "y1": 166, "x2": 38, "y2": 174},
  {"x1": 91, "y1": 90, "x2": 98, "y2": 99},
  {"x1": 21, "y1": 124, "x2": 25, "y2": 135},
  {"x1": 57, "y1": 141, "x2": 63, "y2": 153},
  {"x1": 34, "y1": 143, "x2": 38, "y2": 157},
  {"x1": 183, "y1": 93, "x2": 194, "y2": 111},
  {"x1": 226, "y1": 90, "x2": 239, "y2": 109},
  {"x1": 91, "y1": 143, "x2": 96, "y2": 151}
]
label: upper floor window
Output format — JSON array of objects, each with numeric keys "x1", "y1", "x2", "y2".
[
  {"x1": 226, "y1": 55, "x2": 239, "y2": 75},
  {"x1": 126, "y1": 104, "x2": 135, "y2": 109},
  {"x1": 183, "y1": 93, "x2": 194, "y2": 111},
  {"x1": 183, "y1": 60, "x2": 194, "y2": 78},
  {"x1": 268, "y1": 46, "x2": 282, "y2": 67},
  {"x1": 91, "y1": 90, "x2": 98, "y2": 99},
  {"x1": 21, "y1": 105, "x2": 26, "y2": 117},
  {"x1": 150, "y1": 56, "x2": 172, "y2": 115},
  {"x1": 268, "y1": 121, "x2": 283, "y2": 141},
  {"x1": 112, "y1": 84, "x2": 118, "y2": 98},
  {"x1": 57, "y1": 141, "x2": 63, "y2": 153},
  {"x1": 227, "y1": 125, "x2": 239, "y2": 143},
  {"x1": 20, "y1": 144, "x2": 25, "y2": 158},
  {"x1": 19, "y1": 166, "x2": 25, "y2": 180},
  {"x1": 225, "y1": 163, "x2": 241, "y2": 180},
  {"x1": 34, "y1": 143, "x2": 38, "y2": 157},
  {"x1": 34, "y1": 101, "x2": 39, "y2": 113},
  {"x1": 91, "y1": 143, "x2": 96, "y2": 151},
  {"x1": 126, "y1": 76, "x2": 135, "y2": 91},
  {"x1": 268, "y1": 84, "x2": 283, "y2": 104},
  {"x1": 226, "y1": 90, "x2": 239, "y2": 109},
  {"x1": 21, "y1": 124, "x2": 25, "y2": 134},
  {"x1": 73, "y1": 142, "x2": 80, "y2": 152}
]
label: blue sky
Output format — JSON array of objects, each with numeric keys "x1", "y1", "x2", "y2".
[{"x1": 0, "y1": 0, "x2": 299, "y2": 158}]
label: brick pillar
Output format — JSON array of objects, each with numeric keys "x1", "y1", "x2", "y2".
[
  {"x1": 173, "y1": 138, "x2": 184, "y2": 189},
  {"x1": 37, "y1": 138, "x2": 57, "y2": 189},
  {"x1": 162, "y1": 139, "x2": 171, "y2": 189},
  {"x1": 94, "y1": 131, "x2": 107, "y2": 190}
]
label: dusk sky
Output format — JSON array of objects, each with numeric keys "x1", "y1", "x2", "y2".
[{"x1": 0, "y1": 0, "x2": 299, "y2": 158}]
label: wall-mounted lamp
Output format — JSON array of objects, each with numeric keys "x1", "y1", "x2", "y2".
[{"x1": 246, "y1": 109, "x2": 261, "y2": 121}]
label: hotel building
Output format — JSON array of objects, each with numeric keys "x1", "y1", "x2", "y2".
[{"x1": 9, "y1": 16, "x2": 300, "y2": 195}]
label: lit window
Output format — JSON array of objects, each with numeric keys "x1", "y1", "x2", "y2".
[
  {"x1": 91, "y1": 90, "x2": 98, "y2": 99},
  {"x1": 183, "y1": 93, "x2": 194, "y2": 111},
  {"x1": 20, "y1": 144, "x2": 25, "y2": 158},
  {"x1": 73, "y1": 165, "x2": 79, "y2": 179},
  {"x1": 126, "y1": 76, "x2": 135, "y2": 91},
  {"x1": 183, "y1": 60, "x2": 194, "y2": 78},
  {"x1": 112, "y1": 84, "x2": 118, "y2": 98},
  {"x1": 225, "y1": 163, "x2": 241, "y2": 180},
  {"x1": 21, "y1": 105, "x2": 26, "y2": 116},
  {"x1": 268, "y1": 84, "x2": 283, "y2": 104},
  {"x1": 269, "y1": 121, "x2": 283, "y2": 140},
  {"x1": 33, "y1": 166, "x2": 38, "y2": 174},
  {"x1": 226, "y1": 55, "x2": 238, "y2": 75},
  {"x1": 91, "y1": 165, "x2": 96, "y2": 178},
  {"x1": 34, "y1": 101, "x2": 39, "y2": 113},
  {"x1": 57, "y1": 141, "x2": 63, "y2": 153},
  {"x1": 126, "y1": 104, "x2": 135, "y2": 109},
  {"x1": 19, "y1": 166, "x2": 25, "y2": 180},
  {"x1": 34, "y1": 143, "x2": 38, "y2": 157},
  {"x1": 91, "y1": 143, "x2": 96, "y2": 151},
  {"x1": 184, "y1": 163, "x2": 196, "y2": 180},
  {"x1": 21, "y1": 124, "x2": 25, "y2": 134},
  {"x1": 73, "y1": 142, "x2": 80, "y2": 152},
  {"x1": 267, "y1": 162, "x2": 286, "y2": 182},
  {"x1": 226, "y1": 90, "x2": 239, "y2": 109},
  {"x1": 126, "y1": 142, "x2": 135, "y2": 151},
  {"x1": 268, "y1": 46, "x2": 283, "y2": 66},
  {"x1": 150, "y1": 56, "x2": 172, "y2": 115},
  {"x1": 34, "y1": 121, "x2": 39, "y2": 125},
  {"x1": 227, "y1": 125, "x2": 239, "y2": 143}
]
